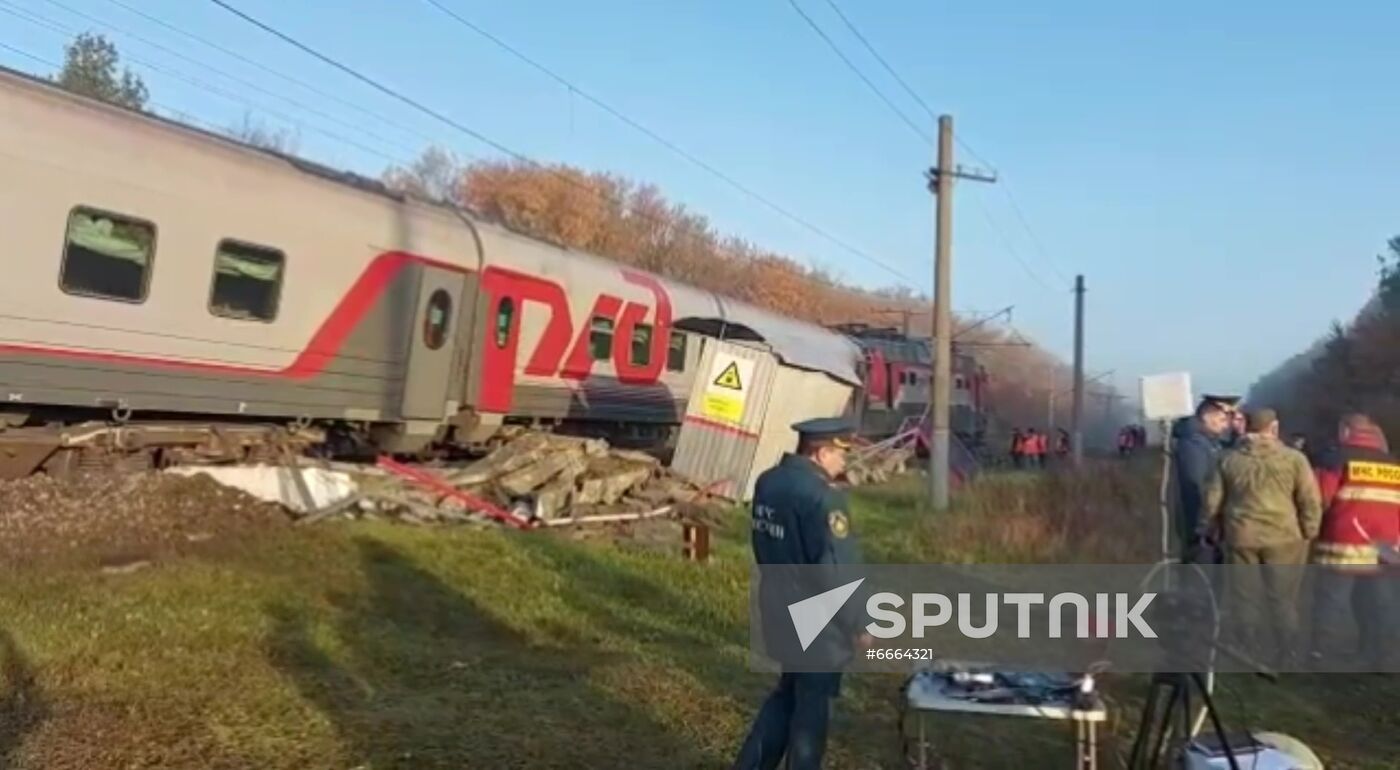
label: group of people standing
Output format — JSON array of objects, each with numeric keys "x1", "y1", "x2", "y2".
[
  {"x1": 1173, "y1": 395, "x2": 1400, "y2": 669},
  {"x1": 1008, "y1": 427, "x2": 1070, "y2": 468}
]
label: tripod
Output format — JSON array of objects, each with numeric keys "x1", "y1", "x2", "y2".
[{"x1": 1127, "y1": 672, "x2": 1239, "y2": 770}]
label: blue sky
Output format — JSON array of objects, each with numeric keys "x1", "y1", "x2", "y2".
[{"x1": 4, "y1": 0, "x2": 1398, "y2": 400}]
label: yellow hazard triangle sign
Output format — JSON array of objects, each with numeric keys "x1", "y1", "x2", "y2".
[{"x1": 713, "y1": 361, "x2": 744, "y2": 390}]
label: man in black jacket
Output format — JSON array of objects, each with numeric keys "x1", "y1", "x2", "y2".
[{"x1": 1173, "y1": 399, "x2": 1231, "y2": 560}]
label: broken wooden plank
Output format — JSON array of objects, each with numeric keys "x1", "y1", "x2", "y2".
[{"x1": 541, "y1": 505, "x2": 675, "y2": 527}]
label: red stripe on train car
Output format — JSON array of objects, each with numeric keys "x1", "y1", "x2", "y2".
[
  {"x1": 0, "y1": 251, "x2": 469, "y2": 380},
  {"x1": 682, "y1": 414, "x2": 761, "y2": 439}
]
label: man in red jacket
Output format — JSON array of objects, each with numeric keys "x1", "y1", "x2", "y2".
[{"x1": 1310, "y1": 413, "x2": 1400, "y2": 669}]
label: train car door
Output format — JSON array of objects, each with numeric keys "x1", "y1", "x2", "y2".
[{"x1": 401, "y1": 264, "x2": 468, "y2": 420}]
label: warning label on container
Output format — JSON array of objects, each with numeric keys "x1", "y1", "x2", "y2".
[
  {"x1": 701, "y1": 353, "x2": 753, "y2": 423},
  {"x1": 712, "y1": 362, "x2": 743, "y2": 390}
]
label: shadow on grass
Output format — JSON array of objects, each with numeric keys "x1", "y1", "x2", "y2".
[
  {"x1": 505, "y1": 536, "x2": 903, "y2": 767},
  {"x1": 265, "y1": 537, "x2": 721, "y2": 769},
  {"x1": 0, "y1": 629, "x2": 45, "y2": 764}
]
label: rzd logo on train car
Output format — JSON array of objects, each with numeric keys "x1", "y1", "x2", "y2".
[{"x1": 478, "y1": 267, "x2": 673, "y2": 412}]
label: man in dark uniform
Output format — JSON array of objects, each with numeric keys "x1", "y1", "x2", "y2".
[
  {"x1": 1171, "y1": 394, "x2": 1236, "y2": 561},
  {"x1": 733, "y1": 417, "x2": 869, "y2": 770}
]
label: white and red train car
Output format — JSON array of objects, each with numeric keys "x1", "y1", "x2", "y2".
[{"x1": 0, "y1": 67, "x2": 859, "y2": 475}]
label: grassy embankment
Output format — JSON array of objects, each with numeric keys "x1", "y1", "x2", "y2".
[{"x1": 0, "y1": 462, "x2": 1397, "y2": 768}]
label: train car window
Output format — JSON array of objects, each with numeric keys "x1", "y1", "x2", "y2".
[
  {"x1": 631, "y1": 323, "x2": 652, "y2": 366},
  {"x1": 666, "y1": 331, "x2": 687, "y2": 372},
  {"x1": 494, "y1": 297, "x2": 514, "y2": 348},
  {"x1": 423, "y1": 289, "x2": 453, "y2": 350},
  {"x1": 209, "y1": 240, "x2": 284, "y2": 321},
  {"x1": 60, "y1": 207, "x2": 155, "y2": 302},
  {"x1": 589, "y1": 317, "x2": 614, "y2": 360},
  {"x1": 417, "y1": 288, "x2": 450, "y2": 351}
]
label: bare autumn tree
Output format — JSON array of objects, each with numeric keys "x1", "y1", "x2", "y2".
[
  {"x1": 53, "y1": 33, "x2": 147, "y2": 111},
  {"x1": 226, "y1": 112, "x2": 300, "y2": 154},
  {"x1": 382, "y1": 145, "x2": 466, "y2": 205}
]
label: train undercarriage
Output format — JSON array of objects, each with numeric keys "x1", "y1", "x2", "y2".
[
  {"x1": 0, "y1": 405, "x2": 683, "y2": 481},
  {"x1": 0, "y1": 407, "x2": 324, "y2": 480}
]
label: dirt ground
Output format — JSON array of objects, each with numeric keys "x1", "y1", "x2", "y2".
[{"x1": 0, "y1": 472, "x2": 291, "y2": 569}]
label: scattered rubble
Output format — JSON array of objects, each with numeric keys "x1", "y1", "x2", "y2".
[
  {"x1": 0, "y1": 432, "x2": 730, "y2": 568},
  {"x1": 844, "y1": 429, "x2": 918, "y2": 487},
  {"x1": 327, "y1": 433, "x2": 726, "y2": 529},
  {"x1": 147, "y1": 432, "x2": 729, "y2": 532}
]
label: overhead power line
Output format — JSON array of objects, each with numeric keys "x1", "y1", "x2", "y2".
[
  {"x1": 0, "y1": 38, "x2": 281, "y2": 145},
  {"x1": 418, "y1": 0, "x2": 914, "y2": 284},
  {"x1": 819, "y1": 0, "x2": 934, "y2": 124},
  {"x1": 0, "y1": 38, "x2": 58, "y2": 68},
  {"x1": 784, "y1": 0, "x2": 932, "y2": 145},
  {"x1": 203, "y1": 0, "x2": 914, "y2": 284},
  {"x1": 786, "y1": 0, "x2": 1061, "y2": 296},
  {"x1": 814, "y1": 0, "x2": 1074, "y2": 288},
  {"x1": 999, "y1": 185, "x2": 1072, "y2": 285},
  {"x1": 813, "y1": 0, "x2": 996, "y2": 168},
  {"x1": 98, "y1": 0, "x2": 446, "y2": 149},
  {"x1": 32, "y1": 0, "x2": 423, "y2": 158},
  {"x1": 971, "y1": 188, "x2": 1059, "y2": 294},
  {"x1": 0, "y1": 3, "x2": 414, "y2": 165}
]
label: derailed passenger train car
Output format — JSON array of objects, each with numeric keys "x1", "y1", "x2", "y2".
[{"x1": 0, "y1": 67, "x2": 859, "y2": 476}]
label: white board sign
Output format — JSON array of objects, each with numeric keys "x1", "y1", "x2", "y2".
[
  {"x1": 702, "y1": 352, "x2": 754, "y2": 423},
  {"x1": 1140, "y1": 372, "x2": 1194, "y2": 421}
]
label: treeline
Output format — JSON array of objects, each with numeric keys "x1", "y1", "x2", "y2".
[
  {"x1": 1249, "y1": 238, "x2": 1400, "y2": 440},
  {"x1": 387, "y1": 152, "x2": 924, "y2": 325}
]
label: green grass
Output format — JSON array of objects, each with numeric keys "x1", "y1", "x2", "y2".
[{"x1": 0, "y1": 464, "x2": 1396, "y2": 768}]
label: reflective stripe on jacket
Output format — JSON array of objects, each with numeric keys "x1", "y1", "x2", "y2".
[{"x1": 1313, "y1": 432, "x2": 1400, "y2": 568}]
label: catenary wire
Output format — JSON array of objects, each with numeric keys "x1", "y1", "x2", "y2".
[
  {"x1": 814, "y1": 0, "x2": 1074, "y2": 285},
  {"x1": 31, "y1": 0, "x2": 427, "y2": 158},
  {"x1": 416, "y1": 0, "x2": 916, "y2": 284},
  {"x1": 0, "y1": 4, "x2": 415, "y2": 166},
  {"x1": 203, "y1": 0, "x2": 917, "y2": 283},
  {"x1": 98, "y1": 0, "x2": 448, "y2": 149},
  {"x1": 784, "y1": 0, "x2": 932, "y2": 145}
]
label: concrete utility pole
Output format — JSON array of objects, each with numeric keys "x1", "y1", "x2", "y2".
[
  {"x1": 927, "y1": 115, "x2": 995, "y2": 510},
  {"x1": 1071, "y1": 274, "x2": 1086, "y2": 466}
]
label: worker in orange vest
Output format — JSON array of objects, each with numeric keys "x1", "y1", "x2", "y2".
[
  {"x1": 1009, "y1": 428, "x2": 1026, "y2": 468},
  {"x1": 1023, "y1": 428, "x2": 1044, "y2": 469}
]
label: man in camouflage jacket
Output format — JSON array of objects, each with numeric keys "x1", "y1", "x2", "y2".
[{"x1": 1204, "y1": 408, "x2": 1322, "y2": 663}]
